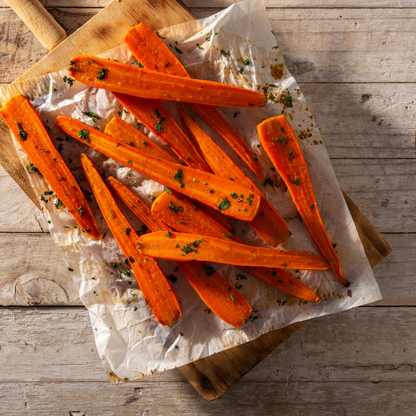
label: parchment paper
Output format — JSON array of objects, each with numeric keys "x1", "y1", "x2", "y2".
[{"x1": 0, "y1": 0, "x2": 382, "y2": 380}]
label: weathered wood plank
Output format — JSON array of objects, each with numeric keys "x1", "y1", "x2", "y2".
[
  {"x1": 2, "y1": 307, "x2": 416, "y2": 415},
  {"x1": 1, "y1": 1, "x2": 414, "y2": 8},
  {"x1": 2, "y1": 8, "x2": 416, "y2": 84},
  {"x1": 0, "y1": 232, "x2": 410, "y2": 306},
  {"x1": 2, "y1": 306, "x2": 416, "y2": 383}
]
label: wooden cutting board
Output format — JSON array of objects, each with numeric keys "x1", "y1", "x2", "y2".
[{"x1": 0, "y1": 0, "x2": 391, "y2": 401}]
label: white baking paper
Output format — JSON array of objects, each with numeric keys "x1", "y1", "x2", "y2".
[{"x1": 0, "y1": 0, "x2": 382, "y2": 381}]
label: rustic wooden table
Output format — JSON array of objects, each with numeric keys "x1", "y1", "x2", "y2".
[{"x1": 0, "y1": 0, "x2": 414, "y2": 414}]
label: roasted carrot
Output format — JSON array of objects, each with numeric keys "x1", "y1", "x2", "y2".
[
  {"x1": 104, "y1": 114, "x2": 234, "y2": 233},
  {"x1": 107, "y1": 176, "x2": 252, "y2": 327},
  {"x1": 68, "y1": 56, "x2": 266, "y2": 108},
  {"x1": 123, "y1": 23, "x2": 264, "y2": 180},
  {"x1": 0, "y1": 94, "x2": 100, "y2": 239},
  {"x1": 139, "y1": 232, "x2": 330, "y2": 271},
  {"x1": 104, "y1": 117, "x2": 177, "y2": 162},
  {"x1": 55, "y1": 116, "x2": 261, "y2": 221},
  {"x1": 112, "y1": 94, "x2": 210, "y2": 172},
  {"x1": 79, "y1": 154, "x2": 182, "y2": 326},
  {"x1": 180, "y1": 105, "x2": 290, "y2": 247},
  {"x1": 152, "y1": 192, "x2": 320, "y2": 303},
  {"x1": 257, "y1": 115, "x2": 350, "y2": 287}
]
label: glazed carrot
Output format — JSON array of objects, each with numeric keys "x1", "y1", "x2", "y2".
[
  {"x1": 79, "y1": 154, "x2": 182, "y2": 326},
  {"x1": 140, "y1": 232, "x2": 330, "y2": 270},
  {"x1": 180, "y1": 105, "x2": 290, "y2": 247},
  {"x1": 107, "y1": 176, "x2": 252, "y2": 327},
  {"x1": 104, "y1": 117, "x2": 176, "y2": 163},
  {"x1": 104, "y1": 114, "x2": 234, "y2": 233},
  {"x1": 258, "y1": 115, "x2": 350, "y2": 287},
  {"x1": 123, "y1": 23, "x2": 264, "y2": 180},
  {"x1": 0, "y1": 94, "x2": 100, "y2": 239},
  {"x1": 152, "y1": 192, "x2": 320, "y2": 303},
  {"x1": 55, "y1": 116, "x2": 261, "y2": 221},
  {"x1": 68, "y1": 56, "x2": 266, "y2": 108}
]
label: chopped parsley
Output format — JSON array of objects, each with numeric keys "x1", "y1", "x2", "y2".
[
  {"x1": 15, "y1": 122, "x2": 27, "y2": 141},
  {"x1": 174, "y1": 168, "x2": 185, "y2": 188},
  {"x1": 78, "y1": 206, "x2": 84, "y2": 216},
  {"x1": 63, "y1": 76, "x2": 74, "y2": 86},
  {"x1": 26, "y1": 163, "x2": 38, "y2": 173},
  {"x1": 96, "y1": 68, "x2": 108, "y2": 80},
  {"x1": 218, "y1": 197, "x2": 230, "y2": 211},
  {"x1": 169, "y1": 202, "x2": 183, "y2": 214},
  {"x1": 82, "y1": 111, "x2": 100, "y2": 124},
  {"x1": 202, "y1": 264, "x2": 216, "y2": 277},
  {"x1": 78, "y1": 129, "x2": 90, "y2": 143}
]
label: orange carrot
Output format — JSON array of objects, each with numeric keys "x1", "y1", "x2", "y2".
[
  {"x1": 112, "y1": 93, "x2": 210, "y2": 172},
  {"x1": 107, "y1": 176, "x2": 252, "y2": 327},
  {"x1": 123, "y1": 23, "x2": 264, "y2": 179},
  {"x1": 0, "y1": 94, "x2": 100, "y2": 239},
  {"x1": 258, "y1": 115, "x2": 350, "y2": 287},
  {"x1": 104, "y1": 114, "x2": 234, "y2": 233},
  {"x1": 140, "y1": 232, "x2": 330, "y2": 271},
  {"x1": 79, "y1": 154, "x2": 182, "y2": 326},
  {"x1": 152, "y1": 192, "x2": 320, "y2": 303},
  {"x1": 68, "y1": 56, "x2": 266, "y2": 108},
  {"x1": 55, "y1": 116, "x2": 261, "y2": 221},
  {"x1": 104, "y1": 117, "x2": 176, "y2": 163},
  {"x1": 180, "y1": 105, "x2": 290, "y2": 247}
]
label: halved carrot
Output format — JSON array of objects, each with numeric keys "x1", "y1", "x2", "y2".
[
  {"x1": 104, "y1": 117, "x2": 177, "y2": 163},
  {"x1": 112, "y1": 94, "x2": 210, "y2": 172},
  {"x1": 123, "y1": 23, "x2": 264, "y2": 180},
  {"x1": 68, "y1": 56, "x2": 266, "y2": 108},
  {"x1": 139, "y1": 232, "x2": 330, "y2": 271},
  {"x1": 79, "y1": 154, "x2": 182, "y2": 326},
  {"x1": 55, "y1": 116, "x2": 261, "y2": 221},
  {"x1": 0, "y1": 93, "x2": 100, "y2": 239},
  {"x1": 257, "y1": 115, "x2": 350, "y2": 287},
  {"x1": 152, "y1": 192, "x2": 320, "y2": 303},
  {"x1": 180, "y1": 105, "x2": 290, "y2": 247},
  {"x1": 104, "y1": 114, "x2": 234, "y2": 233},
  {"x1": 107, "y1": 176, "x2": 252, "y2": 327}
]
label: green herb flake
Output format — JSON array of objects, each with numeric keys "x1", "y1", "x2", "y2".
[
  {"x1": 282, "y1": 263, "x2": 287, "y2": 267},
  {"x1": 230, "y1": 193, "x2": 237, "y2": 198},
  {"x1": 26, "y1": 163, "x2": 38, "y2": 173},
  {"x1": 221, "y1": 232, "x2": 233, "y2": 240},
  {"x1": 126, "y1": 228, "x2": 131, "y2": 235},
  {"x1": 63, "y1": 76, "x2": 74, "y2": 86},
  {"x1": 238, "y1": 67, "x2": 244, "y2": 74},
  {"x1": 310, "y1": 204, "x2": 315, "y2": 210},
  {"x1": 166, "y1": 231, "x2": 172, "y2": 238},
  {"x1": 78, "y1": 206, "x2": 84, "y2": 217},
  {"x1": 244, "y1": 59, "x2": 251, "y2": 65},
  {"x1": 15, "y1": 122, "x2": 27, "y2": 141},
  {"x1": 96, "y1": 68, "x2": 108, "y2": 80},
  {"x1": 230, "y1": 294, "x2": 235, "y2": 302},
  {"x1": 78, "y1": 129, "x2": 90, "y2": 143},
  {"x1": 218, "y1": 197, "x2": 231, "y2": 211},
  {"x1": 165, "y1": 186, "x2": 173, "y2": 194},
  {"x1": 202, "y1": 264, "x2": 216, "y2": 277},
  {"x1": 82, "y1": 111, "x2": 100, "y2": 124}
]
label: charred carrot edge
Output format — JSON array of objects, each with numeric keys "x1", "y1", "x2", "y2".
[
  {"x1": 112, "y1": 93, "x2": 210, "y2": 172},
  {"x1": 104, "y1": 117, "x2": 177, "y2": 163},
  {"x1": 180, "y1": 105, "x2": 290, "y2": 247},
  {"x1": 68, "y1": 56, "x2": 266, "y2": 108},
  {"x1": 107, "y1": 176, "x2": 252, "y2": 327},
  {"x1": 104, "y1": 115, "x2": 234, "y2": 233},
  {"x1": 0, "y1": 94, "x2": 100, "y2": 239},
  {"x1": 79, "y1": 154, "x2": 182, "y2": 326},
  {"x1": 123, "y1": 23, "x2": 263, "y2": 180},
  {"x1": 140, "y1": 232, "x2": 330, "y2": 271},
  {"x1": 55, "y1": 116, "x2": 260, "y2": 222},
  {"x1": 152, "y1": 192, "x2": 320, "y2": 303},
  {"x1": 257, "y1": 115, "x2": 350, "y2": 287}
]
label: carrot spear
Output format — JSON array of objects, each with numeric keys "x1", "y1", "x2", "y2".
[
  {"x1": 79, "y1": 153, "x2": 182, "y2": 326},
  {"x1": 55, "y1": 116, "x2": 261, "y2": 222},
  {"x1": 68, "y1": 56, "x2": 266, "y2": 108},
  {"x1": 0, "y1": 93, "x2": 100, "y2": 239},
  {"x1": 257, "y1": 115, "x2": 350, "y2": 287}
]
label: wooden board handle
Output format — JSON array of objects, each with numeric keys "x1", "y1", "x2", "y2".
[{"x1": 4, "y1": 0, "x2": 67, "y2": 51}]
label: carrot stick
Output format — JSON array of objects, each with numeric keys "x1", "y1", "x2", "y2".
[
  {"x1": 104, "y1": 117, "x2": 177, "y2": 163},
  {"x1": 107, "y1": 176, "x2": 252, "y2": 327},
  {"x1": 55, "y1": 116, "x2": 261, "y2": 221},
  {"x1": 0, "y1": 94, "x2": 100, "y2": 239},
  {"x1": 257, "y1": 115, "x2": 350, "y2": 287},
  {"x1": 68, "y1": 56, "x2": 266, "y2": 108},
  {"x1": 123, "y1": 23, "x2": 264, "y2": 180},
  {"x1": 180, "y1": 105, "x2": 290, "y2": 247},
  {"x1": 111, "y1": 93, "x2": 210, "y2": 172},
  {"x1": 152, "y1": 192, "x2": 320, "y2": 302},
  {"x1": 79, "y1": 154, "x2": 182, "y2": 326},
  {"x1": 139, "y1": 232, "x2": 329, "y2": 271}
]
